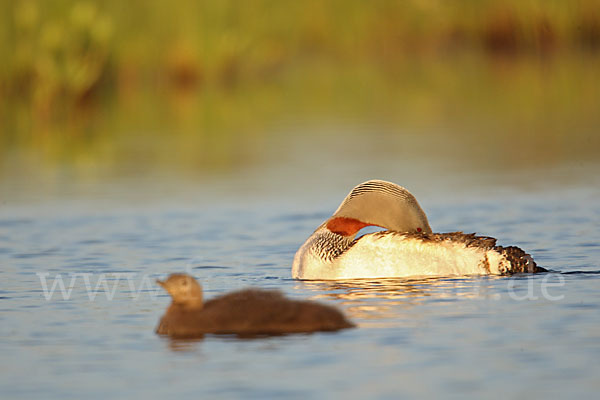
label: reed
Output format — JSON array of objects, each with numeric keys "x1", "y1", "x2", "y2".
[
  {"x1": 1, "y1": 1, "x2": 599, "y2": 177},
  {"x1": 2, "y1": 0, "x2": 599, "y2": 109}
]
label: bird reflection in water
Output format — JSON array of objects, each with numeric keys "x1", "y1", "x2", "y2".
[
  {"x1": 297, "y1": 276, "x2": 505, "y2": 327},
  {"x1": 164, "y1": 337, "x2": 204, "y2": 352}
]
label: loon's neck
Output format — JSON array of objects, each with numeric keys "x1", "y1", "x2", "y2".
[{"x1": 308, "y1": 228, "x2": 354, "y2": 262}]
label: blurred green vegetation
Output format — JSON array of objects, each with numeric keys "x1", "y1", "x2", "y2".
[{"x1": 1, "y1": 0, "x2": 600, "y2": 179}]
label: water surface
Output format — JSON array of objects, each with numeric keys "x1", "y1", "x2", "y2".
[{"x1": 1, "y1": 170, "x2": 599, "y2": 399}]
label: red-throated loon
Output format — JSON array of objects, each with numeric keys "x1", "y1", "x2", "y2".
[
  {"x1": 156, "y1": 273, "x2": 354, "y2": 337},
  {"x1": 292, "y1": 180, "x2": 543, "y2": 280}
]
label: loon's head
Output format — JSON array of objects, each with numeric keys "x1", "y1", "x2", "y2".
[
  {"x1": 325, "y1": 180, "x2": 432, "y2": 237},
  {"x1": 157, "y1": 273, "x2": 204, "y2": 308}
]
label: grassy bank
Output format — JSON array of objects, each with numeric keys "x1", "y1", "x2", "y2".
[
  {"x1": 1, "y1": 1, "x2": 599, "y2": 180},
  {"x1": 2, "y1": 0, "x2": 599, "y2": 112}
]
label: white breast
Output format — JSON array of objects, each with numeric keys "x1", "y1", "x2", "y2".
[{"x1": 293, "y1": 232, "x2": 507, "y2": 280}]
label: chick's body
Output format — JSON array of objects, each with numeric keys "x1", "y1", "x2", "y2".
[{"x1": 156, "y1": 274, "x2": 354, "y2": 338}]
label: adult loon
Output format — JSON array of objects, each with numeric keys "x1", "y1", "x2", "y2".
[{"x1": 292, "y1": 180, "x2": 544, "y2": 280}]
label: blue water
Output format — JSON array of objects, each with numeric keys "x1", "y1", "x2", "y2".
[{"x1": 1, "y1": 173, "x2": 600, "y2": 399}]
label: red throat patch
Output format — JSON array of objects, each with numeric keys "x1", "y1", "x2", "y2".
[{"x1": 326, "y1": 217, "x2": 371, "y2": 236}]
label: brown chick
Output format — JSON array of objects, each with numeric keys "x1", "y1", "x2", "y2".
[{"x1": 155, "y1": 273, "x2": 355, "y2": 338}]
